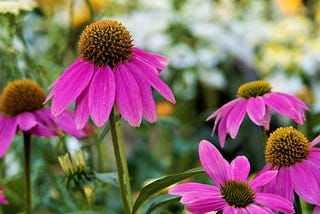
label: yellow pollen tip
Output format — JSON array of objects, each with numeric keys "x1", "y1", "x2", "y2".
[
  {"x1": 237, "y1": 80, "x2": 272, "y2": 99},
  {"x1": 265, "y1": 126, "x2": 310, "y2": 167},
  {"x1": 78, "y1": 19, "x2": 133, "y2": 68},
  {"x1": 0, "y1": 79, "x2": 46, "y2": 116}
]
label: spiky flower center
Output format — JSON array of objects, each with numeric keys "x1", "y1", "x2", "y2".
[
  {"x1": 0, "y1": 79, "x2": 46, "y2": 116},
  {"x1": 220, "y1": 180, "x2": 255, "y2": 208},
  {"x1": 237, "y1": 80, "x2": 272, "y2": 99},
  {"x1": 78, "y1": 19, "x2": 133, "y2": 68},
  {"x1": 265, "y1": 127, "x2": 310, "y2": 167}
]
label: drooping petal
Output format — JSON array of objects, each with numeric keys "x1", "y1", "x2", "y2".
[
  {"x1": 185, "y1": 198, "x2": 225, "y2": 214},
  {"x1": 290, "y1": 162, "x2": 320, "y2": 205},
  {"x1": 308, "y1": 148, "x2": 320, "y2": 166},
  {"x1": 114, "y1": 63, "x2": 143, "y2": 127},
  {"x1": 255, "y1": 192, "x2": 294, "y2": 213},
  {"x1": 125, "y1": 62, "x2": 157, "y2": 123},
  {"x1": 16, "y1": 112, "x2": 38, "y2": 131},
  {"x1": 276, "y1": 167, "x2": 294, "y2": 203},
  {"x1": 88, "y1": 66, "x2": 115, "y2": 127},
  {"x1": 0, "y1": 116, "x2": 17, "y2": 158},
  {"x1": 55, "y1": 110, "x2": 92, "y2": 138},
  {"x1": 75, "y1": 86, "x2": 90, "y2": 130},
  {"x1": 199, "y1": 140, "x2": 230, "y2": 186},
  {"x1": 246, "y1": 97, "x2": 267, "y2": 126},
  {"x1": 130, "y1": 57, "x2": 175, "y2": 104},
  {"x1": 223, "y1": 206, "x2": 246, "y2": 214},
  {"x1": 314, "y1": 206, "x2": 320, "y2": 214},
  {"x1": 263, "y1": 93, "x2": 304, "y2": 124},
  {"x1": 218, "y1": 113, "x2": 228, "y2": 148},
  {"x1": 50, "y1": 59, "x2": 94, "y2": 117},
  {"x1": 226, "y1": 99, "x2": 247, "y2": 138},
  {"x1": 249, "y1": 170, "x2": 277, "y2": 188},
  {"x1": 263, "y1": 107, "x2": 271, "y2": 130},
  {"x1": 132, "y1": 47, "x2": 169, "y2": 72},
  {"x1": 230, "y1": 156, "x2": 250, "y2": 181},
  {"x1": 277, "y1": 92, "x2": 310, "y2": 111}
]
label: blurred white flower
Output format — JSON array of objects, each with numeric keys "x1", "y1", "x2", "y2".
[
  {"x1": 0, "y1": 0, "x2": 37, "y2": 15},
  {"x1": 199, "y1": 68, "x2": 226, "y2": 90},
  {"x1": 169, "y1": 44, "x2": 197, "y2": 69},
  {"x1": 266, "y1": 70, "x2": 304, "y2": 94}
]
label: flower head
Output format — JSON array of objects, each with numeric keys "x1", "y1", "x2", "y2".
[
  {"x1": 45, "y1": 19, "x2": 175, "y2": 128},
  {"x1": 0, "y1": 79, "x2": 93, "y2": 158},
  {"x1": 0, "y1": 187, "x2": 8, "y2": 205},
  {"x1": 169, "y1": 140, "x2": 294, "y2": 214},
  {"x1": 261, "y1": 126, "x2": 320, "y2": 206},
  {"x1": 206, "y1": 80, "x2": 309, "y2": 147}
]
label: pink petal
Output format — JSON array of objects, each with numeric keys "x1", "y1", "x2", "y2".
[
  {"x1": 290, "y1": 162, "x2": 320, "y2": 205},
  {"x1": 263, "y1": 107, "x2": 271, "y2": 130},
  {"x1": 186, "y1": 198, "x2": 225, "y2": 214},
  {"x1": 275, "y1": 167, "x2": 294, "y2": 202},
  {"x1": 314, "y1": 206, "x2": 320, "y2": 214},
  {"x1": 226, "y1": 99, "x2": 247, "y2": 138},
  {"x1": 308, "y1": 148, "x2": 320, "y2": 166},
  {"x1": 88, "y1": 66, "x2": 115, "y2": 127},
  {"x1": 51, "y1": 59, "x2": 94, "y2": 116},
  {"x1": 130, "y1": 57, "x2": 176, "y2": 104},
  {"x1": 114, "y1": 63, "x2": 143, "y2": 127},
  {"x1": 133, "y1": 47, "x2": 169, "y2": 72},
  {"x1": 206, "y1": 99, "x2": 242, "y2": 136},
  {"x1": 16, "y1": 112, "x2": 38, "y2": 131},
  {"x1": 249, "y1": 170, "x2": 277, "y2": 188},
  {"x1": 199, "y1": 140, "x2": 230, "y2": 186},
  {"x1": 230, "y1": 156, "x2": 250, "y2": 181},
  {"x1": 246, "y1": 97, "x2": 267, "y2": 126},
  {"x1": 246, "y1": 204, "x2": 274, "y2": 214},
  {"x1": 263, "y1": 93, "x2": 304, "y2": 124},
  {"x1": 223, "y1": 206, "x2": 247, "y2": 214},
  {"x1": 218, "y1": 113, "x2": 228, "y2": 148},
  {"x1": 277, "y1": 92, "x2": 310, "y2": 111},
  {"x1": 255, "y1": 192, "x2": 294, "y2": 213},
  {"x1": 0, "y1": 116, "x2": 17, "y2": 157},
  {"x1": 311, "y1": 135, "x2": 320, "y2": 147},
  {"x1": 55, "y1": 110, "x2": 90, "y2": 138},
  {"x1": 125, "y1": 62, "x2": 157, "y2": 123},
  {"x1": 75, "y1": 87, "x2": 90, "y2": 130}
]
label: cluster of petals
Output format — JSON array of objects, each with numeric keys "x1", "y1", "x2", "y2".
[
  {"x1": 207, "y1": 92, "x2": 310, "y2": 147},
  {"x1": 260, "y1": 134, "x2": 320, "y2": 207},
  {"x1": 0, "y1": 187, "x2": 8, "y2": 205},
  {"x1": 169, "y1": 140, "x2": 294, "y2": 214},
  {"x1": 0, "y1": 108, "x2": 93, "y2": 158},
  {"x1": 46, "y1": 47, "x2": 176, "y2": 128}
]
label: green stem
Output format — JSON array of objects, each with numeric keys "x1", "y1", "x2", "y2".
[
  {"x1": 23, "y1": 131, "x2": 32, "y2": 214},
  {"x1": 110, "y1": 108, "x2": 131, "y2": 213},
  {"x1": 259, "y1": 126, "x2": 267, "y2": 146},
  {"x1": 294, "y1": 192, "x2": 303, "y2": 214},
  {"x1": 84, "y1": 0, "x2": 94, "y2": 21}
]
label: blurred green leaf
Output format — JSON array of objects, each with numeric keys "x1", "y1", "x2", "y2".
[
  {"x1": 145, "y1": 194, "x2": 180, "y2": 214},
  {"x1": 97, "y1": 123, "x2": 110, "y2": 144},
  {"x1": 65, "y1": 212, "x2": 106, "y2": 214},
  {"x1": 132, "y1": 167, "x2": 205, "y2": 214},
  {"x1": 94, "y1": 172, "x2": 118, "y2": 188}
]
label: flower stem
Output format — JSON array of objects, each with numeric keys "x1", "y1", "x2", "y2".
[
  {"x1": 23, "y1": 131, "x2": 32, "y2": 214},
  {"x1": 110, "y1": 108, "x2": 132, "y2": 213},
  {"x1": 259, "y1": 126, "x2": 268, "y2": 145},
  {"x1": 294, "y1": 192, "x2": 303, "y2": 214}
]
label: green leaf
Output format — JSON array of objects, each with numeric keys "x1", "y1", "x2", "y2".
[
  {"x1": 132, "y1": 167, "x2": 205, "y2": 214},
  {"x1": 145, "y1": 194, "x2": 181, "y2": 214},
  {"x1": 65, "y1": 212, "x2": 107, "y2": 214},
  {"x1": 94, "y1": 172, "x2": 119, "y2": 188}
]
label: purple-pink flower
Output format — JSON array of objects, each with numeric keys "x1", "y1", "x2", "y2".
[
  {"x1": 206, "y1": 80, "x2": 309, "y2": 147},
  {"x1": 169, "y1": 140, "x2": 294, "y2": 214},
  {"x1": 45, "y1": 19, "x2": 175, "y2": 129},
  {"x1": 261, "y1": 126, "x2": 320, "y2": 206},
  {"x1": 0, "y1": 187, "x2": 8, "y2": 205},
  {"x1": 0, "y1": 79, "x2": 93, "y2": 158}
]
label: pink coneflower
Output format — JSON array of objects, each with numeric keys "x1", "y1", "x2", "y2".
[
  {"x1": 261, "y1": 126, "x2": 320, "y2": 206},
  {"x1": 0, "y1": 187, "x2": 8, "y2": 205},
  {"x1": 169, "y1": 140, "x2": 294, "y2": 214},
  {"x1": 206, "y1": 80, "x2": 309, "y2": 147},
  {"x1": 45, "y1": 19, "x2": 175, "y2": 128},
  {"x1": 0, "y1": 79, "x2": 93, "y2": 158}
]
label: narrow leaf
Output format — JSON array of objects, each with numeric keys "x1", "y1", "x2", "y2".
[
  {"x1": 94, "y1": 172, "x2": 119, "y2": 188},
  {"x1": 97, "y1": 122, "x2": 110, "y2": 144},
  {"x1": 132, "y1": 167, "x2": 205, "y2": 214},
  {"x1": 145, "y1": 194, "x2": 181, "y2": 214}
]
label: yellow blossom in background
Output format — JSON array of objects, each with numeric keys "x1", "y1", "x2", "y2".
[
  {"x1": 295, "y1": 87, "x2": 315, "y2": 106},
  {"x1": 156, "y1": 101, "x2": 174, "y2": 117},
  {"x1": 274, "y1": 0, "x2": 304, "y2": 15}
]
